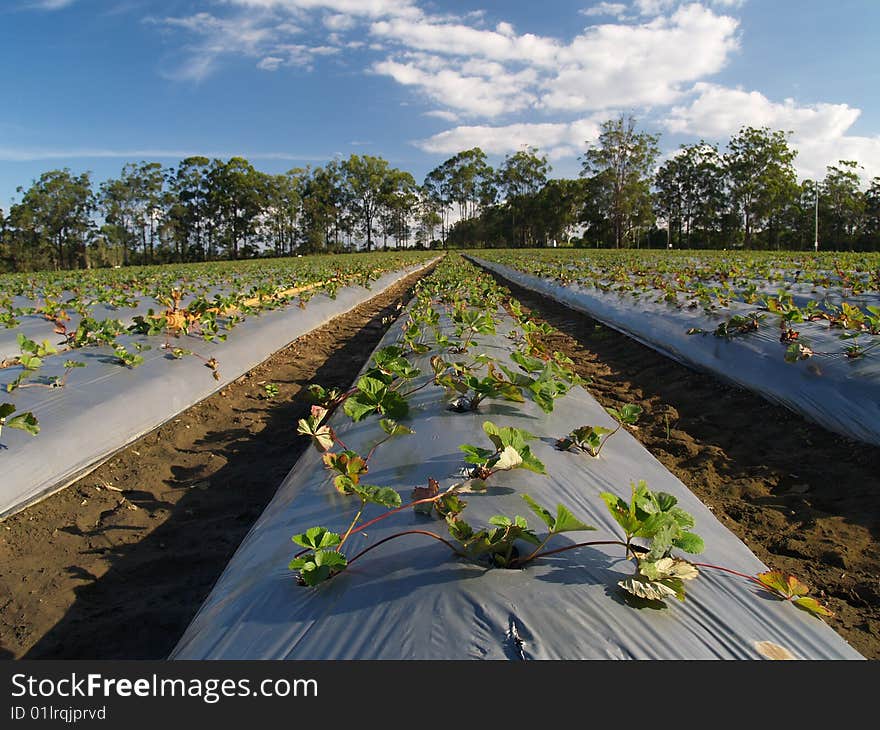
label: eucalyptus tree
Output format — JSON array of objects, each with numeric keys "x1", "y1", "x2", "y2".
[
  {"x1": 497, "y1": 146, "x2": 550, "y2": 246},
  {"x1": 423, "y1": 165, "x2": 453, "y2": 247},
  {"x1": 724, "y1": 126, "x2": 798, "y2": 249},
  {"x1": 379, "y1": 169, "x2": 418, "y2": 248},
  {"x1": 167, "y1": 156, "x2": 211, "y2": 260},
  {"x1": 341, "y1": 154, "x2": 395, "y2": 251},
  {"x1": 206, "y1": 157, "x2": 266, "y2": 259},
  {"x1": 98, "y1": 175, "x2": 137, "y2": 266},
  {"x1": 821, "y1": 160, "x2": 865, "y2": 248},
  {"x1": 262, "y1": 170, "x2": 303, "y2": 256},
  {"x1": 9, "y1": 169, "x2": 95, "y2": 270},
  {"x1": 580, "y1": 115, "x2": 659, "y2": 249},
  {"x1": 863, "y1": 177, "x2": 880, "y2": 249},
  {"x1": 654, "y1": 142, "x2": 725, "y2": 248},
  {"x1": 300, "y1": 163, "x2": 349, "y2": 252}
]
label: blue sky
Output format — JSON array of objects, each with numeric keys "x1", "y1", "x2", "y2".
[{"x1": 2, "y1": 0, "x2": 880, "y2": 208}]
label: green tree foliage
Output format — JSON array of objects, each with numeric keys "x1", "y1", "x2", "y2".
[
  {"x1": 580, "y1": 115, "x2": 660, "y2": 249},
  {"x1": 5, "y1": 126, "x2": 880, "y2": 273},
  {"x1": 724, "y1": 126, "x2": 799, "y2": 249},
  {"x1": 6, "y1": 169, "x2": 94, "y2": 271}
]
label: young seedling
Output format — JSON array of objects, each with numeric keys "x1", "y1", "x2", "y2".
[
  {"x1": 0, "y1": 402, "x2": 40, "y2": 441},
  {"x1": 113, "y1": 344, "x2": 145, "y2": 369},
  {"x1": 557, "y1": 403, "x2": 642, "y2": 458},
  {"x1": 600, "y1": 481, "x2": 704, "y2": 603},
  {"x1": 460, "y1": 421, "x2": 546, "y2": 479},
  {"x1": 262, "y1": 382, "x2": 280, "y2": 399}
]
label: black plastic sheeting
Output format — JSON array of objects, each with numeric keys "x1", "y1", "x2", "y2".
[
  {"x1": 0, "y1": 260, "x2": 437, "y2": 519},
  {"x1": 471, "y1": 257, "x2": 880, "y2": 447},
  {"x1": 171, "y1": 307, "x2": 860, "y2": 659}
]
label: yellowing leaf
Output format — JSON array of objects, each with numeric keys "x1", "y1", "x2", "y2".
[{"x1": 494, "y1": 445, "x2": 523, "y2": 471}]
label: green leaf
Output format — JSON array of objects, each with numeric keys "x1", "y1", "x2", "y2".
[
  {"x1": 379, "y1": 390, "x2": 409, "y2": 420},
  {"x1": 600, "y1": 492, "x2": 640, "y2": 536},
  {"x1": 482, "y1": 421, "x2": 535, "y2": 452},
  {"x1": 673, "y1": 532, "x2": 705, "y2": 554},
  {"x1": 517, "y1": 446, "x2": 546, "y2": 475},
  {"x1": 459, "y1": 444, "x2": 494, "y2": 465},
  {"x1": 447, "y1": 517, "x2": 474, "y2": 542},
  {"x1": 380, "y1": 418, "x2": 413, "y2": 437},
  {"x1": 291, "y1": 527, "x2": 342, "y2": 550},
  {"x1": 489, "y1": 515, "x2": 512, "y2": 527},
  {"x1": 552, "y1": 504, "x2": 595, "y2": 534},
  {"x1": 291, "y1": 549, "x2": 348, "y2": 587},
  {"x1": 0, "y1": 403, "x2": 15, "y2": 420},
  {"x1": 343, "y1": 394, "x2": 379, "y2": 422},
  {"x1": 356, "y1": 376, "x2": 387, "y2": 400},
  {"x1": 7, "y1": 411, "x2": 39, "y2": 436},
  {"x1": 511, "y1": 351, "x2": 546, "y2": 373},
  {"x1": 522, "y1": 494, "x2": 554, "y2": 529},
  {"x1": 354, "y1": 485, "x2": 402, "y2": 509}
]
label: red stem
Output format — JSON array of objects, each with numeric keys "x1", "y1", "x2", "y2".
[
  {"x1": 512, "y1": 539, "x2": 629, "y2": 565},
  {"x1": 347, "y1": 530, "x2": 463, "y2": 566},
  {"x1": 692, "y1": 562, "x2": 765, "y2": 586},
  {"x1": 291, "y1": 495, "x2": 442, "y2": 559}
]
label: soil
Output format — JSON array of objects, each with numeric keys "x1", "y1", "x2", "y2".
[
  {"x1": 486, "y1": 269, "x2": 880, "y2": 660},
  {"x1": 1, "y1": 256, "x2": 878, "y2": 660},
  {"x1": 0, "y1": 266, "x2": 431, "y2": 660}
]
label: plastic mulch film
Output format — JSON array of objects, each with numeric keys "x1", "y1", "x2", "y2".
[
  {"x1": 0, "y1": 260, "x2": 437, "y2": 519},
  {"x1": 470, "y1": 257, "x2": 880, "y2": 447},
  {"x1": 171, "y1": 308, "x2": 861, "y2": 660}
]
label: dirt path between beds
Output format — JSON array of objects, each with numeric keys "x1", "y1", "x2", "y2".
[
  {"x1": 487, "y1": 270, "x2": 880, "y2": 659},
  {"x1": 0, "y1": 265, "x2": 433, "y2": 660}
]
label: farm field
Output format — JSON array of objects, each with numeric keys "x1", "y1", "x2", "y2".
[
  {"x1": 0, "y1": 251, "x2": 435, "y2": 518},
  {"x1": 472, "y1": 249, "x2": 880, "y2": 446},
  {"x1": 1, "y1": 252, "x2": 875, "y2": 659}
]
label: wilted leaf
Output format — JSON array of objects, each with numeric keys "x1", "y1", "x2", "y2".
[{"x1": 793, "y1": 596, "x2": 834, "y2": 618}]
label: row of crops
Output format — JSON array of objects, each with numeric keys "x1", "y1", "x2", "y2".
[
  {"x1": 0, "y1": 251, "x2": 436, "y2": 517},
  {"x1": 173, "y1": 253, "x2": 858, "y2": 659},
  {"x1": 469, "y1": 249, "x2": 880, "y2": 446}
]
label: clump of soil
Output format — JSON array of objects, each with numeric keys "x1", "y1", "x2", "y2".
[
  {"x1": 490, "y1": 271, "x2": 880, "y2": 659},
  {"x1": 0, "y1": 267, "x2": 430, "y2": 660}
]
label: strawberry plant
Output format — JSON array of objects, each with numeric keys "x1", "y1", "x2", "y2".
[
  {"x1": 557, "y1": 403, "x2": 642, "y2": 457},
  {"x1": 0, "y1": 402, "x2": 40, "y2": 440},
  {"x1": 460, "y1": 421, "x2": 546, "y2": 479},
  {"x1": 282, "y1": 253, "x2": 837, "y2": 627}
]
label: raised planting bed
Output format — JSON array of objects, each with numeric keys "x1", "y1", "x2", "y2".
[
  {"x1": 172, "y1": 254, "x2": 859, "y2": 660},
  {"x1": 0, "y1": 255, "x2": 439, "y2": 518}
]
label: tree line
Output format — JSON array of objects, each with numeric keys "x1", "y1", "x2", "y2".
[
  {"x1": 3, "y1": 117, "x2": 880, "y2": 272},
  {"x1": 447, "y1": 116, "x2": 880, "y2": 253}
]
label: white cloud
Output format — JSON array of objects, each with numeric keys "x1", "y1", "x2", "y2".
[
  {"x1": 150, "y1": 11, "x2": 341, "y2": 80},
  {"x1": 27, "y1": 0, "x2": 77, "y2": 9},
  {"x1": 416, "y1": 117, "x2": 603, "y2": 158},
  {"x1": 581, "y1": 3, "x2": 629, "y2": 19},
  {"x1": 220, "y1": 0, "x2": 420, "y2": 20},
  {"x1": 373, "y1": 55, "x2": 538, "y2": 117},
  {"x1": 323, "y1": 13, "x2": 357, "y2": 31},
  {"x1": 257, "y1": 56, "x2": 285, "y2": 71},
  {"x1": 424, "y1": 110, "x2": 460, "y2": 122},
  {"x1": 665, "y1": 82, "x2": 880, "y2": 180},
  {"x1": 370, "y1": 3, "x2": 739, "y2": 116}
]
